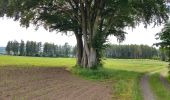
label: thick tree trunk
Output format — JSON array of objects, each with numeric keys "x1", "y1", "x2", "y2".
[
  {"x1": 81, "y1": 47, "x2": 88, "y2": 67},
  {"x1": 80, "y1": 43, "x2": 98, "y2": 68},
  {"x1": 88, "y1": 47, "x2": 97, "y2": 68},
  {"x1": 79, "y1": 0, "x2": 101, "y2": 69},
  {"x1": 75, "y1": 33, "x2": 83, "y2": 66}
]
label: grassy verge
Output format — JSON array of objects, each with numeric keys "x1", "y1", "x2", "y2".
[
  {"x1": 149, "y1": 74, "x2": 170, "y2": 100},
  {"x1": 71, "y1": 67, "x2": 143, "y2": 100}
]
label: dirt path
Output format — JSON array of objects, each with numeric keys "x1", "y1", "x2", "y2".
[
  {"x1": 140, "y1": 75, "x2": 155, "y2": 100},
  {"x1": 0, "y1": 67, "x2": 112, "y2": 100},
  {"x1": 160, "y1": 75, "x2": 170, "y2": 90}
]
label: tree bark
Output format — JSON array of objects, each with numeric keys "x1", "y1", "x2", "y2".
[
  {"x1": 81, "y1": 47, "x2": 88, "y2": 67},
  {"x1": 79, "y1": 0, "x2": 99, "y2": 68},
  {"x1": 75, "y1": 33, "x2": 83, "y2": 66},
  {"x1": 88, "y1": 47, "x2": 97, "y2": 68}
]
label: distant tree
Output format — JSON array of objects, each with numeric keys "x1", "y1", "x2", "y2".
[
  {"x1": 53, "y1": 44, "x2": 57, "y2": 57},
  {"x1": 52, "y1": 44, "x2": 56, "y2": 57},
  {"x1": 104, "y1": 44, "x2": 159, "y2": 59},
  {"x1": 19, "y1": 40, "x2": 25, "y2": 56},
  {"x1": 43, "y1": 42, "x2": 48, "y2": 57},
  {"x1": 12, "y1": 40, "x2": 19, "y2": 55},
  {"x1": 26, "y1": 41, "x2": 31, "y2": 56},
  {"x1": 35, "y1": 42, "x2": 42, "y2": 56},
  {"x1": 72, "y1": 46, "x2": 77, "y2": 57},
  {"x1": 31, "y1": 41, "x2": 36, "y2": 56},
  {"x1": 58, "y1": 45, "x2": 63, "y2": 57},
  {"x1": 43, "y1": 43, "x2": 57, "y2": 57},
  {"x1": 42, "y1": 42, "x2": 74, "y2": 57},
  {"x1": 63, "y1": 43, "x2": 71, "y2": 57},
  {"x1": 6, "y1": 40, "x2": 76, "y2": 57},
  {"x1": 5, "y1": 41, "x2": 12, "y2": 55}
]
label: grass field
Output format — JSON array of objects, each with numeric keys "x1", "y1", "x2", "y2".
[
  {"x1": 0, "y1": 55, "x2": 169, "y2": 100},
  {"x1": 0, "y1": 56, "x2": 75, "y2": 68}
]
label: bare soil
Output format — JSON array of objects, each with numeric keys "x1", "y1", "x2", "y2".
[
  {"x1": 0, "y1": 67, "x2": 112, "y2": 100},
  {"x1": 140, "y1": 75, "x2": 155, "y2": 100}
]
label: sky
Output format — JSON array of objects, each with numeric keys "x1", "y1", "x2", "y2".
[{"x1": 0, "y1": 17, "x2": 164, "y2": 47}]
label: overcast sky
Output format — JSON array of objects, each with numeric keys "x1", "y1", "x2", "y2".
[{"x1": 0, "y1": 17, "x2": 164, "y2": 47}]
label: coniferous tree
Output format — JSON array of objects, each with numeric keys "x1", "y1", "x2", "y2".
[
  {"x1": 6, "y1": 40, "x2": 76, "y2": 57},
  {"x1": 5, "y1": 41, "x2": 12, "y2": 55},
  {"x1": 43, "y1": 42, "x2": 48, "y2": 57},
  {"x1": 36, "y1": 42, "x2": 42, "y2": 56},
  {"x1": 12, "y1": 40, "x2": 19, "y2": 56},
  {"x1": 26, "y1": 41, "x2": 31, "y2": 56},
  {"x1": 63, "y1": 43, "x2": 71, "y2": 57},
  {"x1": 19, "y1": 40, "x2": 25, "y2": 56}
]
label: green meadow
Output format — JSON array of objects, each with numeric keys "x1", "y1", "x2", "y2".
[{"x1": 0, "y1": 55, "x2": 169, "y2": 100}]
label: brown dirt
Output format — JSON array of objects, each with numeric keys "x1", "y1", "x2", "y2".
[
  {"x1": 0, "y1": 67, "x2": 112, "y2": 100},
  {"x1": 139, "y1": 75, "x2": 155, "y2": 100}
]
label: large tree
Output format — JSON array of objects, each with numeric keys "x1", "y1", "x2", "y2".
[{"x1": 0, "y1": 0, "x2": 168, "y2": 68}]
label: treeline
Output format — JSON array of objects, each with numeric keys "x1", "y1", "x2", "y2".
[
  {"x1": 104, "y1": 44, "x2": 159, "y2": 59},
  {"x1": 6, "y1": 41, "x2": 163, "y2": 60},
  {"x1": 6, "y1": 40, "x2": 76, "y2": 57},
  {"x1": 0, "y1": 47, "x2": 5, "y2": 54}
]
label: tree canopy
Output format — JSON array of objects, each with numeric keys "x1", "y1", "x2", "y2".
[
  {"x1": 156, "y1": 22, "x2": 170, "y2": 49},
  {"x1": 0, "y1": 0, "x2": 168, "y2": 68},
  {"x1": 156, "y1": 22, "x2": 170, "y2": 76}
]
